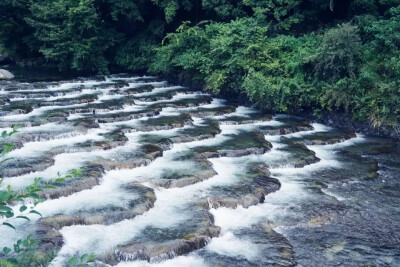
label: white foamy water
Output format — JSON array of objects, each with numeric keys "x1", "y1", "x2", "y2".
[
  {"x1": 210, "y1": 180, "x2": 307, "y2": 230},
  {"x1": 37, "y1": 179, "x2": 140, "y2": 217},
  {"x1": 95, "y1": 93, "x2": 125, "y2": 102},
  {"x1": 134, "y1": 92, "x2": 210, "y2": 106},
  {"x1": 123, "y1": 81, "x2": 167, "y2": 90},
  {"x1": 0, "y1": 75, "x2": 371, "y2": 266},
  {"x1": 321, "y1": 188, "x2": 346, "y2": 201},
  {"x1": 210, "y1": 128, "x2": 366, "y2": 256},
  {"x1": 207, "y1": 232, "x2": 259, "y2": 260},
  {"x1": 0, "y1": 103, "x2": 88, "y2": 121},
  {"x1": 6, "y1": 79, "x2": 110, "y2": 93},
  {"x1": 200, "y1": 98, "x2": 227, "y2": 109},
  {"x1": 272, "y1": 134, "x2": 366, "y2": 176},
  {"x1": 43, "y1": 89, "x2": 100, "y2": 102},
  {"x1": 212, "y1": 105, "x2": 258, "y2": 120},
  {"x1": 108, "y1": 76, "x2": 156, "y2": 81},
  {"x1": 115, "y1": 255, "x2": 208, "y2": 267},
  {"x1": 133, "y1": 86, "x2": 185, "y2": 97},
  {"x1": 7, "y1": 128, "x2": 106, "y2": 158},
  {"x1": 17, "y1": 122, "x2": 71, "y2": 133},
  {"x1": 264, "y1": 122, "x2": 331, "y2": 142},
  {"x1": 50, "y1": 133, "x2": 245, "y2": 264}
]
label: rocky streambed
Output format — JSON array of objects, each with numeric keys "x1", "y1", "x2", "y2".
[{"x1": 0, "y1": 75, "x2": 399, "y2": 266}]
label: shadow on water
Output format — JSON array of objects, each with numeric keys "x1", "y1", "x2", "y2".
[{"x1": 6, "y1": 66, "x2": 94, "y2": 82}]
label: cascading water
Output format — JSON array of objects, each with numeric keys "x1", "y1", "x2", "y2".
[{"x1": 0, "y1": 74, "x2": 399, "y2": 266}]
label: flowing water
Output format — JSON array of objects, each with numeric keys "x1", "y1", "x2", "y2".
[{"x1": 0, "y1": 74, "x2": 399, "y2": 266}]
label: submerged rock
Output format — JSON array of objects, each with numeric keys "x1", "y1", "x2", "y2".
[
  {"x1": 110, "y1": 213, "x2": 220, "y2": 264},
  {"x1": 197, "y1": 130, "x2": 272, "y2": 158},
  {"x1": 259, "y1": 221, "x2": 297, "y2": 266},
  {"x1": 367, "y1": 143, "x2": 398, "y2": 155},
  {"x1": 152, "y1": 154, "x2": 217, "y2": 188},
  {"x1": 40, "y1": 183, "x2": 156, "y2": 229},
  {"x1": 205, "y1": 176, "x2": 281, "y2": 209},
  {"x1": 249, "y1": 163, "x2": 272, "y2": 177},
  {"x1": 94, "y1": 145, "x2": 163, "y2": 171},
  {"x1": 218, "y1": 114, "x2": 273, "y2": 125},
  {"x1": 260, "y1": 122, "x2": 314, "y2": 136},
  {"x1": 114, "y1": 234, "x2": 213, "y2": 263},
  {"x1": 253, "y1": 176, "x2": 281, "y2": 194},
  {"x1": 39, "y1": 164, "x2": 105, "y2": 200},
  {"x1": 295, "y1": 130, "x2": 356, "y2": 146},
  {"x1": 275, "y1": 142, "x2": 321, "y2": 168},
  {"x1": 0, "y1": 154, "x2": 55, "y2": 178}
]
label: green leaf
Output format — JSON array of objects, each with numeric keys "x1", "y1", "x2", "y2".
[
  {"x1": 3, "y1": 144, "x2": 13, "y2": 154},
  {"x1": 19, "y1": 205, "x2": 27, "y2": 212},
  {"x1": 16, "y1": 216, "x2": 30, "y2": 221},
  {"x1": 1, "y1": 157, "x2": 14, "y2": 164},
  {"x1": 30, "y1": 189, "x2": 42, "y2": 193},
  {"x1": 29, "y1": 210, "x2": 42, "y2": 217},
  {"x1": 22, "y1": 239, "x2": 29, "y2": 247},
  {"x1": 0, "y1": 191, "x2": 12, "y2": 202},
  {"x1": 3, "y1": 247, "x2": 11, "y2": 254},
  {"x1": 5, "y1": 210, "x2": 14, "y2": 218},
  {"x1": 7, "y1": 257, "x2": 18, "y2": 264},
  {"x1": 29, "y1": 193, "x2": 40, "y2": 199},
  {"x1": 2, "y1": 222, "x2": 15, "y2": 230},
  {"x1": 81, "y1": 254, "x2": 89, "y2": 262},
  {"x1": 33, "y1": 200, "x2": 42, "y2": 206},
  {"x1": 55, "y1": 178, "x2": 65, "y2": 183},
  {"x1": 0, "y1": 142, "x2": 13, "y2": 147},
  {"x1": 12, "y1": 124, "x2": 22, "y2": 131},
  {"x1": 68, "y1": 256, "x2": 78, "y2": 266},
  {"x1": 1, "y1": 131, "x2": 7, "y2": 138},
  {"x1": 0, "y1": 206, "x2": 13, "y2": 212}
]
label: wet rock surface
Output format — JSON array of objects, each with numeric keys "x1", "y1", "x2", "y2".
[
  {"x1": 111, "y1": 211, "x2": 221, "y2": 264},
  {"x1": 0, "y1": 69, "x2": 14, "y2": 79},
  {"x1": 1, "y1": 75, "x2": 399, "y2": 266}
]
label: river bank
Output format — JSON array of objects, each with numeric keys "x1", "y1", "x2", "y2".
[{"x1": 159, "y1": 74, "x2": 400, "y2": 141}]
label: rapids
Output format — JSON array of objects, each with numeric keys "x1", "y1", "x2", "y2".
[{"x1": 0, "y1": 74, "x2": 399, "y2": 266}]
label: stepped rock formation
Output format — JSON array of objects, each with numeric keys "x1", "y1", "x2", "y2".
[{"x1": 1, "y1": 74, "x2": 396, "y2": 267}]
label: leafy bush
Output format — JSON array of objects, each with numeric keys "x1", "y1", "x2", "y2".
[{"x1": 0, "y1": 0, "x2": 398, "y2": 127}]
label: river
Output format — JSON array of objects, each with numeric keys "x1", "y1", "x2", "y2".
[{"x1": 0, "y1": 74, "x2": 399, "y2": 266}]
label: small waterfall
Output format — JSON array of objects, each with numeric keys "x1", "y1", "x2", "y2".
[{"x1": 0, "y1": 74, "x2": 399, "y2": 267}]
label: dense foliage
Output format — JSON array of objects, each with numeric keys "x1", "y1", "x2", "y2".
[{"x1": 0, "y1": 0, "x2": 399, "y2": 126}]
